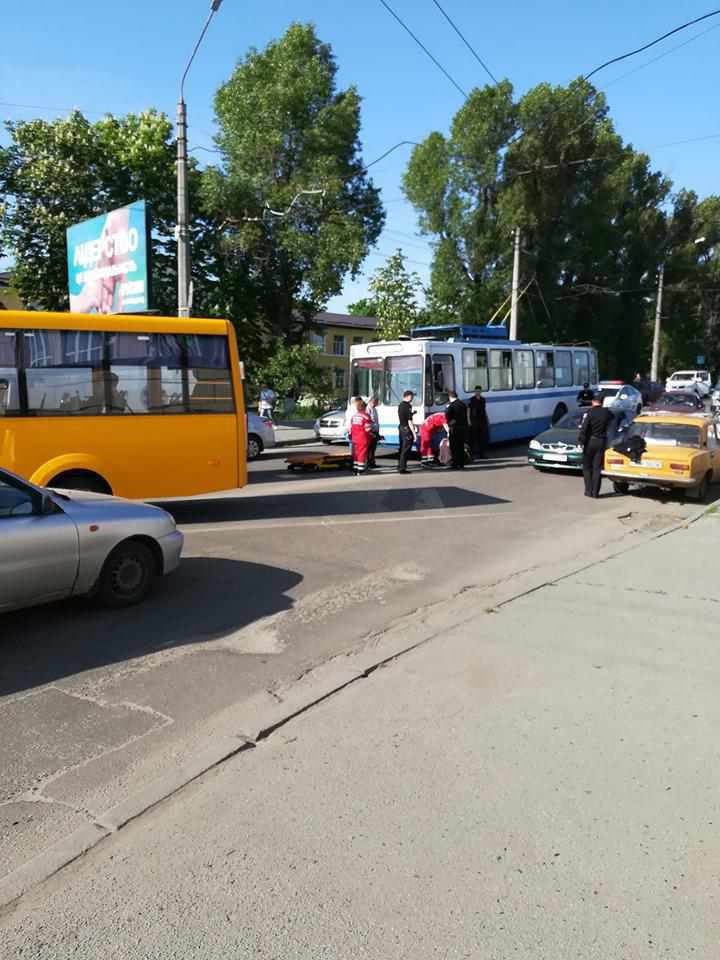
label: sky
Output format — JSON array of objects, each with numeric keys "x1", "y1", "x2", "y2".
[{"x1": 2, "y1": 0, "x2": 719, "y2": 311}]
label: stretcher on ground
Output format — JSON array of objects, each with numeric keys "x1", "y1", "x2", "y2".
[{"x1": 286, "y1": 451, "x2": 354, "y2": 472}]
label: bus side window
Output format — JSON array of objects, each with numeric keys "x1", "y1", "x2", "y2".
[
  {"x1": 489, "y1": 350, "x2": 513, "y2": 390},
  {"x1": 513, "y1": 349, "x2": 535, "y2": 389},
  {"x1": 109, "y1": 333, "x2": 185, "y2": 414},
  {"x1": 432, "y1": 354, "x2": 455, "y2": 404},
  {"x1": 0, "y1": 331, "x2": 19, "y2": 414},
  {"x1": 555, "y1": 350, "x2": 573, "y2": 387},
  {"x1": 23, "y1": 329, "x2": 104, "y2": 415},
  {"x1": 589, "y1": 351, "x2": 599, "y2": 385},
  {"x1": 573, "y1": 350, "x2": 590, "y2": 386},
  {"x1": 535, "y1": 350, "x2": 554, "y2": 388},
  {"x1": 463, "y1": 349, "x2": 488, "y2": 392},
  {"x1": 187, "y1": 335, "x2": 235, "y2": 413}
]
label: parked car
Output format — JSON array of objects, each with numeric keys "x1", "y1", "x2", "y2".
[
  {"x1": 633, "y1": 378, "x2": 664, "y2": 405},
  {"x1": 647, "y1": 391, "x2": 705, "y2": 413},
  {"x1": 528, "y1": 409, "x2": 627, "y2": 471},
  {"x1": 247, "y1": 412, "x2": 276, "y2": 460},
  {"x1": 710, "y1": 382, "x2": 720, "y2": 414},
  {"x1": 314, "y1": 404, "x2": 348, "y2": 443},
  {"x1": 665, "y1": 370, "x2": 711, "y2": 397},
  {"x1": 603, "y1": 412, "x2": 719, "y2": 500},
  {"x1": 0, "y1": 467, "x2": 183, "y2": 613},
  {"x1": 598, "y1": 381, "x2": 643, "y2": 420}
]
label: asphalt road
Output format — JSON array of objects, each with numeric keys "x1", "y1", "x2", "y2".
[{"x1": 0, "y1": 442, "x2": 703, "y2": 886}]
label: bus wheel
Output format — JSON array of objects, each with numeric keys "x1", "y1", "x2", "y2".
[
  {"x1": 551, "y1": 404, "x2": 567, "y2": 425},
  {"x1": 48, "y1": 470, "x2": 112, "y2": 495}
]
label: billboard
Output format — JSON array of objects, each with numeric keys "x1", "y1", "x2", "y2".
[{"x1": 66, "y1": 201, "x2": 151, "y2": 314}]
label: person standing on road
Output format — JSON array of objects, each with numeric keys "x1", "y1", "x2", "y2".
[
  {"x1": 579, "y1": 392, "x2": 613, "y2": 498},
  {"x1": 446, "y1": 390, "x2": 468, "y2": 469},
  {"x1": 577, "y1": 382, "x2": 594, "y2": 407},
  {"x1": 468, "y1": 386, "x2": 489, "y2": 459},
  {"x1": 397, "y1": 390, "x2": 417, "y2": 474},
  {"x1": 350, "y1": 398, "x2": 373, "y2": 475},
  {"x1": 366, "y1": 395, "x2": 380, "y2": 468},
  {"x1": 258, "y1": 383, "x2": 276, "y2": 421}
]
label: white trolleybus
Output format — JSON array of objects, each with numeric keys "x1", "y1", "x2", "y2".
[{"x1": 349, "y1": 324, "x2": 599, "y2": 446}]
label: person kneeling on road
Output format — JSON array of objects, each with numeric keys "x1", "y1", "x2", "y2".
[
  {"x1": 579, "y1": 391, "x2": 613, "y2": 498},
  {"x1": 420, "y1": 411, "x2": 449, "y2": 466}
]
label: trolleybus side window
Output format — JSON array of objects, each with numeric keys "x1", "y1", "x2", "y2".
[
  {"x1": 535, "y1": 350, "x2": 554, "y2": 388},
  {"x1": 384, "y1": 354, "x2": 423, "y2": 406},
  {"x1": 513, "y1": 349, "x2": 535, "y2": 390},
  {"x1": 555, "y1": 350, "x2": 573, "y2": 387},
  {"x1": 0, "y1": 331, "x2": 19, "y2": 414},
  {"x1": 23, "y1": 330, "x2": 104, "y2": 415},
  {"x1": 462, "y1": 349, "x2": 488, "y2": 392},
  {"x1": 573, "y1": 350, "x2": 590, "y2": 386},
  {"x1": 489, "y1": 349, "x2": 513, "y2": 391},
  {"x1": 431, "y1": 354, "x2": 455, "y2": 404},
  {"x1": 589, "y1": 351, "x2": 598, "y2": 385}
]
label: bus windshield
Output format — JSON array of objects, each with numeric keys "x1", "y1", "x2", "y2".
[
  {"x1": 384, "y1": 355, "x2": 423, "y2": 406},
  {"x1": 351, "y1": 358, "x2": 384, "y2": 400}
]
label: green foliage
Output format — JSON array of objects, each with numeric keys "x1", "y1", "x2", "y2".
[
  {"x1": 0, "y1": 110, "x2": 211, "y2": 314},
  {"x1": 252, "y1": 342, "x2": 331, "y2": 400},
  {"x1": 202, "y1": 23, "x2": 384, "y2": 348},
  {"x1": 347, "y1": 297, "x2": 377, "y2": 317},
  {"x1": 367, "y1": 249, "x2": 424, "y2": 340},
  {"x1": 402, "y1": 78, "x2": 718, "y2": 377}
]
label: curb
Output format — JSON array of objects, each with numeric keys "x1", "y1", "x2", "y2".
[
  {"x1": 2, "y1": 495, "x2": 719, "y2": 910},
  {"x1": 274, "y1": 437, "x2": 321, "y2": 448}
]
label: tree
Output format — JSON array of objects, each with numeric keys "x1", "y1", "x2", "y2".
[
  {"x1": 347, "y1": 297, "x2": 377, "y2": 317},
  {"x1": 368, "y1": 249, "x2": 424, "y2": 340},
  {"x1": 401, "y1": 79, "x2": 694, "y2": 376},
  {"x1": 252, "y1": 342, "x2": 331, "y2": 400},
  {"x1": 0, "y1": 110, "x2": 215, "y2": 314},
  {"x1": 202, "y1": 23, "x2": 384, "y2": 347}
]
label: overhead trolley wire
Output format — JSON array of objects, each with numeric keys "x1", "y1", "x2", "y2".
[{"x1": 429, "y1": 0, "x2": 498, "y2": 86}]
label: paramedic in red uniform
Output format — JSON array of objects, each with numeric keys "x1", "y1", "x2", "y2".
[
  {"x1": 419, "y1": 411, "x2": 449, "y2": 466},
  {"x1": 350, "y1": 398, "x2": 373, "y2": 475}
]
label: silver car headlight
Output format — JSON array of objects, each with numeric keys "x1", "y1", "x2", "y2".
[{"x1": 529, "y1": 439, "x2": 542, "y2": 450}]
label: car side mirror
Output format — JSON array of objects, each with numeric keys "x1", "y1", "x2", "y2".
[{"x1": 40, "y1": 494, "x2": 59, "y2": 516}]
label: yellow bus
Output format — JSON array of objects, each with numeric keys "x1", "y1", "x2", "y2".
[{"x1": 0, "y1": 310, "x2": 247, "y2": 499}]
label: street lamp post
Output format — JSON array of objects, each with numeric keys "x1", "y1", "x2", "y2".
[{"x1": 177, "y1": 0, "x2": 224, "y2": 318}]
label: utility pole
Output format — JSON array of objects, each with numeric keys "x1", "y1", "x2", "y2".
[
  {"x1": 509, "y1": 226, "x2": 521, "y2": 340},
  {"x1": 650, "y1": 262, "x2": 665, "y2": 382},
  {"x1": 176, "y1": 98, "x2": 190, "y2": 318},
  {"x1": 176, "y1": 0, "x2": 224, "y2": 318}
]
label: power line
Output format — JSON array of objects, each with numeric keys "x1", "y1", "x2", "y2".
[
  {"x1": 584, "y1": 9, "x2": 720, "y2": 81},
  {"x1": 377, "y1": 0, "x2": 468, "y2": 98},
  {"x1": 603, "y1": 19, "x2": 720, "y2": 89},
  {"x1": 429, "y1": 0, "x2": 498, "y2": 85}
]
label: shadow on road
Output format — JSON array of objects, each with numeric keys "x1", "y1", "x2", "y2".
[
  {"x1": 0, "y1": 558, "x2": 302, "y2": 697},
  {"x1": 162, "y1": 486, "x2": 510, "y2": 525}
]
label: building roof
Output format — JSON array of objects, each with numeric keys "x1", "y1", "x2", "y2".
[
  {"x1": 314, "y1": 311, "x2": 377, "y2": 331},
  {"x1": 0, "y1": 271, "x2": 11, "y2": 288}
]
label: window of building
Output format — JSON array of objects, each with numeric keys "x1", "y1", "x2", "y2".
[
  {"x1": 489, "y1": 349, "x2": 513, "y2": 391},
  {"x1": 535, "y1": 350, "x2": 554, "y2": 388},
  {"x1": 513, "y1": 349, "x2": 535, "y2": 390},
  {"x1": 555, "y1": 350, "x2": 573, "y2": 387},
  {"x1": 333, "y1": 335, "x2": 346, "y2": 357},
  {"x1": 352, "y1": 336, "x2": 363, "y2": 345},
  {"x1": 0, "y1": 331, "x2": 19, "y2": 414},
  {"x1": 334, "y1": 367, "x2": 346, "y2": 390},
  {"x1": 573, "y1": 350, "x2": 590, "y2": 386},
  {"x1": 23, "y1": 329, "x2": 105, "y2": 415},
  {"x1": 309, "y1": 332, "x2": 325, "y2": 351},
  {"x1": 462, "y1": 349, "x2": 488, "y2": 392}
]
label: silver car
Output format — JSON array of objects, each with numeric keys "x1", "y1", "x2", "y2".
[
  {"x1": 247, "y1": 412, "x2": 276, "y2": 460},
  {"x1": 0, "y1": 468, "x2": 183, "y2": 613},
  {"x1": 314, "y1": 406, "x2": 348, "y2": 443}
]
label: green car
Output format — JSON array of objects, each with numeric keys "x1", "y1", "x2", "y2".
[{"x1": 528, "y1": 410, "x2": 624, "y2": 471}]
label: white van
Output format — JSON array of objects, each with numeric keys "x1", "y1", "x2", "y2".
[{"x1": 665, "y1": 370, "x2": 711, "y2": 397}]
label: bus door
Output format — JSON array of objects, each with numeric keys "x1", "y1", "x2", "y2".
[{"x1": 426, "y1": 352, "x2": 456, "y2": 410}]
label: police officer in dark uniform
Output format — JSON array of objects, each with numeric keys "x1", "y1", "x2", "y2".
[
  {"x1": 579, "y1": 392, "x2": 613, "y2": 498},
  {"x1": 397, "y1": 390, "x2": 416, "y2": 474},
  {"x1": 577, "y1": 382, "x2": 594, "y2": 407},
  {"x1": 468, "y1": 385, "x2": 489, "y2": 459},
  {"x1": 445, "y1": 390, "x2": 468, "y2": 469}
]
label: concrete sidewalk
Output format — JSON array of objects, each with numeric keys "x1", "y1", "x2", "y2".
[{"x1": 3, "y1": 509, "x2": 719, "y2": 956}]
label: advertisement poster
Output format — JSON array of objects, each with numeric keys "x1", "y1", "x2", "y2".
[{"x1": 66, "y1": 201, "x2": 151, "y2": 314}]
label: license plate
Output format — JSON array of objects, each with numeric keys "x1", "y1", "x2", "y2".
[
  {"x1": 543, "y1": 453, "x2": 567, "y2": 463},
  {"x1": 639, "y1": 459, "x2": 662, "y2": 469}
]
